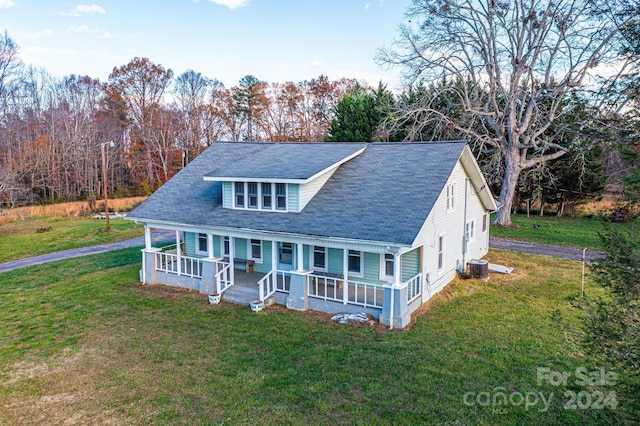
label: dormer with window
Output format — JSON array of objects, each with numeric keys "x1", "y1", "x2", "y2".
[{"x1": 203, "y1": 143, "x2": 367, "y2": 213}]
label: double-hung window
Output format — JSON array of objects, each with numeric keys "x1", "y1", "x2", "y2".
[
  {"x1": 197, "y1": 233, "x2": 208, "y2": 255},
  {"x1": 249, "y1": 239, "x2": 262, "y2": 261},
  {"x1": 234, "y1": 182, "x2": 245, "y2": 208},
  {"x1": 313, "y1": 246, "x2": 327, "y2": 271},
  {"x1": 261, "y1": 183, "x2": 272, "y2": 210},
  {"x1": 348, "y1": 250, "x2": 362, "y2": 275},
  {"x1": 232, "y1": 182, "x2": 287, "y2": 211},
  {"x1": 223, "y1": 236, "x2": 230, "y2": 257},
  {"x1": 382, "y1": 253, "x2": 394, "y2": 280},
  {"x1": 247, "y1": 182, "x2": 258, "y2": 209},
  {"x1": 465, "y1": 219, "x2": 476, "y2": 243},
  {"x1": 446, "y1": 182, "x2": 456, "y2": 212},
  {"x1": 275, "y1": 183, "x2": 287, "y2": 211},
  {"x1": 438, "y1": 233, "x2": 445, "y2": 272}
]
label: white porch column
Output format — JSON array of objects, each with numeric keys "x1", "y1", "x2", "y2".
[
  {"x1": 394, "y1": 251, "x2": 401, "y2": 285},
  {"x1": 229, "y1": 237, "x2": 235, "y2": 284},
  {"x1": 272, "y1": 240, "x2": 277, "y2": 270},
  {"x1": 144, "y1": 225, "x2": 152, "y2": 250},
  {"x1": 343, "y1": 248, "x2": 349, "y2": 305},
  {"x1": 176, "y1": 230, "x2": 182, "y2": 275},
  {"x1": 296, "y1": 243, "x2": 304, "y2": 272},
  {"x1": 207, "y1": 233, "x2": 214, "y2": 258}
]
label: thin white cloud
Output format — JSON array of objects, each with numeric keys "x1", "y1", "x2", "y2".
[
  {"x1": 58, "y1": 4, "x2": 106, "y2": 17},
  {"x1": 24, "y1": 29, "x2": 54, "y2": 39},
  {"x1": 99, "y1": 32, "x2": 113, "y2": 39},
  {"x1": 303, "y1": 60, "x2": 323, "y2": 69},
  {"x1": 0, "y1": 0, "x2": 16, "y2": 9},
  {"x1": 66, "y1": 25, "x2": 99, "y2": 33},
  {"x1": 207, "y1": 0, "x2": 248, "y2": 10},
  {"x1": 364, "y1": 3, "x2": 372, "y2": 10},
  {"x1": 76, "y1": 4, "x2": 106, "y2": 14}
]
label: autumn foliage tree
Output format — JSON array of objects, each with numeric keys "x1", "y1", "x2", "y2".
[{"x1": 0, "y1": 36, "x2": 362, "y2": 207}]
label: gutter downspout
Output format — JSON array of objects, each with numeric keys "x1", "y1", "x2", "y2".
[{"x1": 461, "y1": 178, "x2": 469, "y2": 272}]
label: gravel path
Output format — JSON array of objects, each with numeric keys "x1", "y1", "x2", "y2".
[
  {"x1": 489, "y1": 237, "x2": 603, "y2": 262},
  {"x1": 0, "y1": 230, "x2": 174, "y2": 273}
]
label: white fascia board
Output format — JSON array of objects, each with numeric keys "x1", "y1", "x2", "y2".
[
  {"x1": 303, "y1": 146, "x2": 367, "y2": 184},
  {"x1": 202, "y1": 176, "x2": 306, "y2": 184},
  {"x1": 128, "y1": 218, "x2": 410, "y2": 253},
  {"x1": 459, "y1": 146, "x2": 498, "y2": 212},
  {"x1": 201, "y1": 146, "x2": 368, "y2": 184}
]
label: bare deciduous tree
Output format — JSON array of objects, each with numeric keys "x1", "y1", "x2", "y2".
[{"x1": 378, "y1": 0, "x2": 637, "y2": 225}]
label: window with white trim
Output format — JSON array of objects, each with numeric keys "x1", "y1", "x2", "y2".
[
  {"x1": 446, "y1": 182, "x2": 456, "y2": 212},
  {"x1": 234, "y1": 182, "x2": 245, "y2": 208},
  {"x1": 465, "y1": 218, "x2": 476, "y2": 243},
  {"x1": 381, "y1": 253, "x2": 395, "y2": 280},
  {"x1": 249, "y1": 239, "x2": 262, "y2": 261},
  {"x1": 223, "y1": 236, "x2": 230, "y2": 256},
  {"x1": 437, "y1": 233, "x2": 445, "y2": 272},
  {"x1": 231, "y1": 182, "x2": 287, "y2": 212},
  {"x1": 261, "y1": 183, "x2": 272, "y2": 210},
  {"x1": 482, "y1": 214, "x2": 488, "y2": 233},
  {"x1": 348, "y1": 250, "x2": 362, "y2": 275},
  {"x1": 197, "y1": 233, "x2": 208, "y2": 255},
  {"x1": 313, "y1": 246, "x2": 327, "y2": 270},
  {"x1": 276, "y1": 183, "x2": 287, "y2": 211},
  {"x1": 247, "y1": 182, "x2": 258, "y2": 209}
]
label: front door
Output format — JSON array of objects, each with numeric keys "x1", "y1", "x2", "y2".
[{"x1": 278, "y1": 242, "x2": 295, "y2": 271}]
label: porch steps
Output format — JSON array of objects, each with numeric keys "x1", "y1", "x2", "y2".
[{"x1": 222, "y1": 285, "x2": 276, "y2": 307}]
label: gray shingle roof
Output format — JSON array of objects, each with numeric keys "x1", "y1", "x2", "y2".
[
  {"x1": 127, "y1": 141, "x2": 467, "y2": 245},
  {"x1": 204, "y1": 142, "x2": 366, "y2": 180}
]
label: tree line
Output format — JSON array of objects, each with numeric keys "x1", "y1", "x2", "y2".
[{"x1": 0, "y1": 39, "x2": 364, "y2": 207}]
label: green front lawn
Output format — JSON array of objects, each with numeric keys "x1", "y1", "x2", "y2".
[
  {"x1": 490, "y1": 214, "x2": 632, "y2": 250},
  {"x1": 0, "y1": 248, "x2": 627, "y2": 424},
  {"x1": 0, "y1": 217, "x2": 143, "y2": 263}
]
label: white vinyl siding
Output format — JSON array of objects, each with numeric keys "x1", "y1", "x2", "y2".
[{"x1": 412, "y1": 161, "x2": 490, "y2": 297}]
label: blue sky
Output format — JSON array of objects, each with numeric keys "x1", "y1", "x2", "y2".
[{"x1": 1, "y1": 0, "x2": 411, "y2": 89}]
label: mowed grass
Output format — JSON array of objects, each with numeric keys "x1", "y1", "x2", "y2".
[
  {"x1": 490, "y1": 214, "x2": 632, "y2": 250},
  {"x1": 0, "y1": 249, "x2": 627, "y2": 425},
  {"x1": 0, "y1": 217, "x2": 143, "y2": 263}
]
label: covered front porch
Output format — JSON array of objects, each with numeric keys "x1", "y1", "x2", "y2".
[{"x1": 138, "y1": 226, "x2": 424, "y2": 328}]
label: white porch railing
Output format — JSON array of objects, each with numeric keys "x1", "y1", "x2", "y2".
[
  {"x1": 258, "y1": 270, "x2": 277, "y2": 301},
  {"x1": 215, "y1": 261, "x2": 232, "y2": 294},
  {"x1": 404, "y1": 273, "x2": 422, "y2": 304},
  {"x1": 154, "y1": 251, "x2": 203, "y2": 278},
  {"x1": 275, "y1": 270, "x2": 291, "y2": 293},
  {"x1": 307, "y1": 273, "x2": 384, "y2": 309},
  {"x1": 308, "y1": 273, "x2": 343, "y2": 303},
  {"x1": 347, "y1": 279, "x2": 384, "y2": 309}
]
